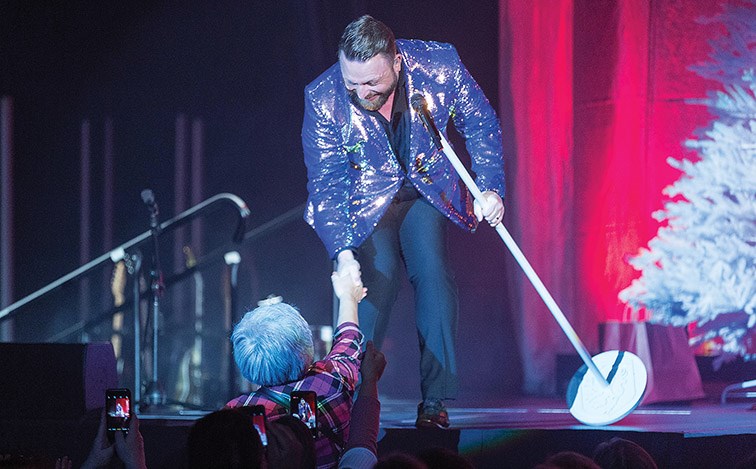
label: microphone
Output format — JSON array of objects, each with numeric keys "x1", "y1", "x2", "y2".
[
  {"x1": 141, "y1": 189, "x2": 158, "y2": 215},
  {"x1": 410, "y1": 93, "x2": 443, "y2": 151},
  {"x1": 141, "y1": 189, "x2": 159, "y2": 230}
]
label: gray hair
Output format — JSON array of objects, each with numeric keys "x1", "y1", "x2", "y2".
[{"x1": 231, "y1": 302, "x2": 314, "y2": 386}]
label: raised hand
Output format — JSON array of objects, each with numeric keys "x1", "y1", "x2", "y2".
[
  {"x1": 331, "y1": 268, "x2": 367, "y2": 304},
  {"x1": 80, "y1": 410, "x2": 115, "y2": 469},
  {"x1": 113, "y1": 413, "x2": 146, "y2": 469}
]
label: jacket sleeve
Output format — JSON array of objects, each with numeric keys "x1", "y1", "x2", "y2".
[
  {"x1": 302, "y1": 83, "x2": 356, "y2": 259},
  {"x1": 447, "y1": 46, "x2": 506, "y2": 199},
  {"x1": 318, "y1": 323, "x2": 363, "y2": 390}
]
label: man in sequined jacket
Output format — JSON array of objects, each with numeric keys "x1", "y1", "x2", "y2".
[{"x1": 302, "y1": 15, "x2": 505, "y2": 428}]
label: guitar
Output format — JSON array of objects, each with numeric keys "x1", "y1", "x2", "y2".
[
  {"x1": 110, "y1": 260, "x2": 127, "y2": 375},
  {"x1": 175, "y1": 246, "x2": 205, "y2": 407}
]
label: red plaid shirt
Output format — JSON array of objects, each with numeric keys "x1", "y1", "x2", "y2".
[{"x1": 226, "y1": 322, "x2": 363, "y2": 469}]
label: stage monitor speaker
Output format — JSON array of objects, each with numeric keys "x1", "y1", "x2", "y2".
[{"x1": 0, "y1": 342, "x2": 117, "y2": 419}]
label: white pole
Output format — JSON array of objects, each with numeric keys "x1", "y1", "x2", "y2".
[{"x1": 437, "y1": 131, "x2": 609, "y2": 387}]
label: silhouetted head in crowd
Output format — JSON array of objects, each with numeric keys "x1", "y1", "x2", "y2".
[
  {"x1": 374, "y1": 452, "x2": 427, "y2": 469},
  {"x1": 735, "y1": 448, "x2": 756, "y2": 469},
  {"x1": 418, "y1": 447, "x2": 475, "y2": 469},
  {"x1": 534, "y1": 451, "x2": 601, "y2": 469},
  {"x1": 232, "y1": 302, "x2": 315, "y2": 387},
  {"x1": 187, "y1": 408, "x2": 264, "y2": 469},
  {"x1": 592, "y1": 437, "x2": 657, "y2": 469},
  {"x1": 188, "y1": 410, "x2": 315, "y2": 469},
  {"x1": 265, "y1": 415, "x2": 316, "y2": 469}
]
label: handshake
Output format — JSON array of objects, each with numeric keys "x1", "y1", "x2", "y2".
[{"x1": 332, "y1": 249, "x2": 367, "y2": 304}]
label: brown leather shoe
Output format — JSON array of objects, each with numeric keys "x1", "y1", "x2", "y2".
[{"x1": 415, "y1": 400, "x2": 450, "y2": 428}]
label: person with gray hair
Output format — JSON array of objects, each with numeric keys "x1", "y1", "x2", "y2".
[
  {"x1": 231, "y1": 301, "x2": 318, "y2": 387},
  {"x1": 226, "y1": 268, "x2": 366, "y2": 469}
]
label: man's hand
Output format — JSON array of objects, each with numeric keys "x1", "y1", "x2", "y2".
[
  {"x1": 473, "y1": 191, "x2": 505, "y2": 227},
  {"x1": 337, "y1": 249, "x2": 362, "y2": 284},
  {"x1": 334, "y1": 249, "x2": 366, "y2": 326},
  {"x1": 113, "y1": 413, "x2": 146, "y2": 469},
  {"x1": 331, "y1": 269, "x2": 367, "y2": 304}
]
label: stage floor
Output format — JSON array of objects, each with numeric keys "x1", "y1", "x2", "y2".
[
  {"x1": 375, "y1": 396, "x2": 756, "y2": 436},
  {"x1": 373, "y1": 397, "x2": 756, "y2": 468},
  {"x1": 137, "y1": 395, "x2": 756, "y2": 468}
]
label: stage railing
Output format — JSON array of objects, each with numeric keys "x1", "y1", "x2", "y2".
[
  {"x1": 0, "y1": 192, "x2": 250, "y2": 324},
  {"x1": 0, "y1": 193, "x2": 250, "y2": 407}
]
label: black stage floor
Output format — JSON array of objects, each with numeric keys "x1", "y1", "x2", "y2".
[{"x1": 134, "y1": 396, "x2": 756, "y2": 469}]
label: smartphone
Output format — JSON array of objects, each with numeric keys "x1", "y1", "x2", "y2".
[
  {"x1": 106, "y1": 388, "x2": 131, "y2": 442},
  {"x1": 290, "y1": 391, "x2": 317, "y2": 437},
  {"x1": 250, "y1": 405, "x2": 268, "y2": 447},
  {"x1": 237, "y1": 405, "x2": 268, "y2": 446}
]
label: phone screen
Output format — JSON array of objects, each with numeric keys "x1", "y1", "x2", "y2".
[
  {"x1": 250, "y1": 406, "x2": 268, "y2": 447},
  {"x1": 290, "y1": 391, "x2": 317, "y2": 436},
  {"x1": 106, "y1": 388, "x2": 131, "y2": 441}
]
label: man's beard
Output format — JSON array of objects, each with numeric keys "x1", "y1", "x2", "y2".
[{"x1": 349, "y1": 72, "x2": 398, "y2": 112}]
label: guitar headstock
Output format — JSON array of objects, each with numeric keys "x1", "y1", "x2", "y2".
[{"x1": 183, "y1": 246, "x2": 197, "y2": 268}]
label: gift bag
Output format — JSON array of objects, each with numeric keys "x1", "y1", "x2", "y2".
[{"x1": 600, "y1": 321, "x2": 705, "y2": 404}]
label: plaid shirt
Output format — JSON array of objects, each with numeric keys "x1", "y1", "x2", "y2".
[{"x1": 226, "y1": 322, "x2": 363, "y2": 469}]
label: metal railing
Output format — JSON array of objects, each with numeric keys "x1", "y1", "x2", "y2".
[
  {"x1": 0, "y1": 192, "x2": 249, "y2": 323},
  {"x1": 0, "y1": 192, "x2": 251, "y2": 408}
]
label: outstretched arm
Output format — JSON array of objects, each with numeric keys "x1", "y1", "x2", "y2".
[
  {"x1": 303, "y1": 82, "x2": 356, "y2": 259},
  {"x1": 331, "y1": 264, "x2": 366, "y2": 327},
  {"x1": 336, "y1": 249, "x2": 362, "y2": 286}
]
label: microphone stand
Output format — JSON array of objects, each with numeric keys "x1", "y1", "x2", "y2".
[
  {"x1": 142, "y1": 189, "x2": 167, "y2": 408},
  {"x1": 128, "y1": 251, "x2": 144, "y2": 409},
  {"x1": 412, "y1": 93, "x2": 648, "y2": 426},
  {"x1": 0, "y1": 191, "x2": 250, "y2": 413},
  {"x1": 223, "y1": 251, "x2": 241, "y2": 402}
]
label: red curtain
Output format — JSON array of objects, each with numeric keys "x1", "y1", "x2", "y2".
[
  {"x1": 503, "y1": 0, "x2": 575, "y2": 395},
  {"x1": 501, "y1": 0, "x2": 718, "y2": 393}
]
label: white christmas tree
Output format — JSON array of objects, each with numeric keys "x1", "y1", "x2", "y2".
[{"x1": 619, "y1": 1, "x2": 756, "y2": 358}]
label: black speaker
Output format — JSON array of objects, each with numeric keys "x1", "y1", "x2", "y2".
[{"x1": 0, "y1": 342, "x2": 117, "y2": 419}]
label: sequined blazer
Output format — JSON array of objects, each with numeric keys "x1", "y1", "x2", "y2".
[{"x1": 303, "y1": 39, "x2": 505, "y2": 259}]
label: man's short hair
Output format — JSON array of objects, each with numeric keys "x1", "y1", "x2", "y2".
[
  {"x1": 338, "y1": 15, "x2": 397, "y2": 62},
  {"x1": 232, "y1": 302, "x2": 315, "y2": 386}
]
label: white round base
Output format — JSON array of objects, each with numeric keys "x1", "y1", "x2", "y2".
[{"x1": 566, "y1": 350, "x2": 647, "y2": 426}]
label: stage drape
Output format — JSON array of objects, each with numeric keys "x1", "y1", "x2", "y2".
[
  {"x1": 502, "y1": 0, "x2": 576, "y2": 395},
  {"x1": 502, "y1": 0, "x2": 717, "y2": 393}
]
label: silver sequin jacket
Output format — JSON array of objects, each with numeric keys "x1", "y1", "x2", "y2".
[{"x1": 303, "y1": 39, "x2": 505, "y2": 259}]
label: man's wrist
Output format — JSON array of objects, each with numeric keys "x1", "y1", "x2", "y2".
[{"x1": 336, "y1": 247, "x2": 358, "y2": 263}]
